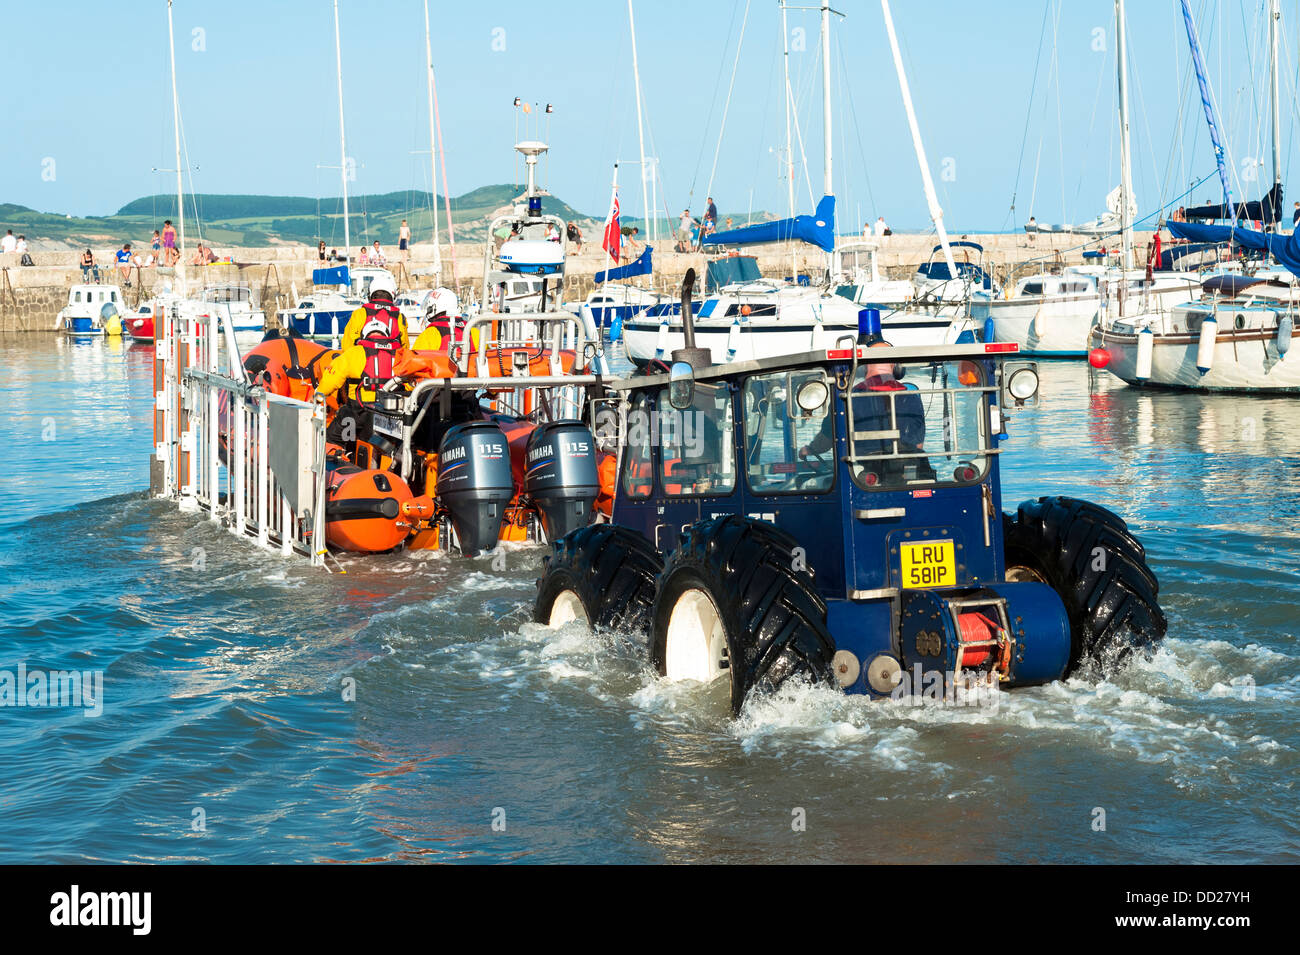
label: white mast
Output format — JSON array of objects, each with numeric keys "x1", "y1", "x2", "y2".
[
  {"x1": 880, "y1": 0, "x2": 958, "y2": 281},
  {"x1": 333, "y1": 0, "x2": 351, "y2": 273},
  {"x1": 820, "y1": 0, "x2": 832, "y2": 197},
  {"x1": 167, "y1": 0, "x2": 186, "y2": 290},
  {"x1": 1269, "y1": 0, "x2": 1281, "y2": 232},
  {"x1": 423, "y1": 0, "x2": 441, "y2": 278},
  {"x1": 628, "y1": 0, "x2": 653, "y2": 242},
  {"x1": 1116, "y1": 0, "x2": 1134, "y2": 269},
  {"x1": 782, "y1": 0, "x2": 797, "y2": 283}
]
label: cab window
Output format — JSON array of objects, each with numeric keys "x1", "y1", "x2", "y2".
[
  {"x1": 847, "y1": 359, "x2": 990, "y2": 491},
  {"x1": 620, "y1": 393, "x2": 654, "y2": 499},
  {"x1": 743, "y1": 370, "x2": 833, "y2": 494},
  {"x1": 658, "y1": 384, "x2": 736, "y2": 496}
]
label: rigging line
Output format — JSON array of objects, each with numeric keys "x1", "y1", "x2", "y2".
[
  {"x1": 687, "y1": 0, "x2": 744, "y2": 203},
  {"x1": 836, "y1": 34, "x2": 876, "y2": 224},
  {"x1": 1053, "y1": 0, "x2": 1066, "y2": 222},
  {"x1": 1074, "y1": 30, "x2": 1110, "y2": 212},
  {"x1": 1006, "y1": 1, "x2": 1052, "y2": 227},
  {"x1": 1124, "y1": 14, "x2": 1167, "y2": 214},
  {"x1": 704, "y1": 0, "x2": 752, "y2": 207},
  {"x1": 1027, "y1": 0, "x2": 1064, "y2": 223},
  {"x1": 1156, "y1": 15, "x2": 1200, "y2": 217}
]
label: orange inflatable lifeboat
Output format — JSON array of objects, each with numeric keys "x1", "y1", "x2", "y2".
[{"x1": 325, "y1": 462, "x2": 414, "y2": 553}]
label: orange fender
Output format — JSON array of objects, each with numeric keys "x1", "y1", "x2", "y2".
[
  {"x1": 325, "y1": 465, "x2": 413, "y2": 553},
  {"x1": 595, "y1": 451, "x2": 617, "y2": 517}
]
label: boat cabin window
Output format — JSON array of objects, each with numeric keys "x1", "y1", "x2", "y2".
[
  {"x1": 1021, "y1": 282, "x2": 1043, "y2": 296},
  {"x1": 1061, "y1": 281, "x2": 1091, "y2": 294},
  {"x1": 657, "y1": 384, "x2": 736, "y2": 497},
  {"x1": 743, "y1": 370, "x2": 833, "y2": 494},
  {"x1": 846, "y1": 360, "x2": 991, "y2": 491},
  {"x1": 74, "y1": 291, "x2": 82, "y2": 303}
]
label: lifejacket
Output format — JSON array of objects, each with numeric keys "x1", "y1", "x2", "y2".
[{"x1": 355, "y1": 301, "x2": 403, "y2": 391}]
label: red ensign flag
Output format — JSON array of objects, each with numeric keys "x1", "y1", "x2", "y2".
[{"x1": 602, "y1": 189, "x2": 621, "y2": 264}]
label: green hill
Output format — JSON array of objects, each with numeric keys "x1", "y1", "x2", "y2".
[{"x1": 2, "y1": 185, "x2": 605, "y2": 250}]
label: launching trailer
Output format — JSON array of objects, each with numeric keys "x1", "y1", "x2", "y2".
[{"x1": 536, "y1": 277, "x2": 1166, "y2": 713}]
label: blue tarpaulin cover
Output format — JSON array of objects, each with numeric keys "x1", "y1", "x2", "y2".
[
  {"x1": 595, "y1": 246, "x2": 653, "y2": 284},
  {"x1": 1169, "y1": 220, "x2": 1300, "y2": 272},
  {"x1": 702, "y1": 195, "x2": 836, "y2": 253},
  {"x1": 312, "y1": 266, "x2": 350, "y2": 286}
]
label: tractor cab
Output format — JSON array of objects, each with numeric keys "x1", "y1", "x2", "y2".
[{"x1": 608, "y1": 341, "x2": 1040, "y2": 604}]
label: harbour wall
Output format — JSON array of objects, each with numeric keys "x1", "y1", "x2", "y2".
[{"x1": 0, "y1": 230, "x2": 1155, "y2": 333}]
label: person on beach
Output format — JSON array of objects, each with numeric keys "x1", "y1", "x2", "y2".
[
  {"x1": 398, "y1": 220, "x2": 411, "y2": 263},
  {"x1": 318, "y1": 241, "x2": 327, "y2": 265},
  {"x1": 874, "y1": 216, "x2": 889, "y2": 237},
  {"x1": 371, "y1": 241, "x2": 385, "y2": 266},
  {"x1": 1292, "y1": 202, "x2": 1299, "y2": 230},
  {"x1": 81, "y1": 249, "x2": 99, "y2": 283},
  {"x1": 328, "y1": 248, "x2": 340, "y2": 263},
  {"x1": 358, "y1": 245, "x2": 370, "y2": 266},
  {"x1": 705, "y1": 197, "x2": 718, "y2": 231},
  {"x1": 620, "y1": 225, "x2": 641, "y2": 255},
  {"x1": 566, "y1": 220, "x2": 582, "y2": 253},
  {"x1": 152, "y1": 231, "x2": 161, "y2": 257},
  {"x1": 0, "y1": 230, "x2": 15, "y2": 254},
  {"x1": 162, "y1": 221, "x2": 177, "y2": 266}
]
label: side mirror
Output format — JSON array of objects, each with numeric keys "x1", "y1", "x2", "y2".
[
  {"x1": 1001, "y1": 361, "x2": 1040, "y2": 408},
  {"x1": 668, "y1": 360, "x2": 695, "y2": 410}
]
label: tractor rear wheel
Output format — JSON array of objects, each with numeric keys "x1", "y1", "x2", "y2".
[
  {"x1": 535, "y1": 524, "x2": 662, "y2": 631},
  {"x1": 649, "y1": 515, "x2": 835, "y2": 715},
  {"x1": 1003, "y1": 496, "x2": 1166, "y2": 675}
]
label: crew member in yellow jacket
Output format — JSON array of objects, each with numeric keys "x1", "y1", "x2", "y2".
[{"x1": 340, "y1": 287, "x2": 410, "y2": 352}]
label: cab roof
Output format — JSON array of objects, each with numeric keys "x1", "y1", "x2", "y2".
[{"x1": 612, "y1": 341, "x2": 1020, "y2": 391}]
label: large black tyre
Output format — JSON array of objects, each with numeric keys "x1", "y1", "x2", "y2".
[
  {"x1": 649, "y1": 515, "x2": 835, "y2": 716},
  {"x1": 1002, "y1": 496, "x2": 1166, "y2": 675},
  {"x1": 534, "y1": 524, "x2": 662, "y2": 631}
]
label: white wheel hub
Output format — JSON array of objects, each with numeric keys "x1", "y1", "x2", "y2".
[
  {"x1": 548, "y1": 590, "x2": 589, "y2": 628},
  {"x1": 664, "y1": 588, "x2": 729, "y2": 683}
]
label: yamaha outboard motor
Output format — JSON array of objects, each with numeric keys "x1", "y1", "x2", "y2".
[
  {"x1": 435, "y1": 421, "x2": 515, "y2": 556},
  {"x1": 523, "y1": 421, "x2": 599, "y2": 541}
]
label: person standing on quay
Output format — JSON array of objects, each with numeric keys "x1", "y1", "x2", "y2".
[{"x1": 398, "y1": 220, "x2": 411, "y2": 264}]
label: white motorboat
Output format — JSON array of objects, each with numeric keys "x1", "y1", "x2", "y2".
[{"x1": 55, "y1": 284, "x2": 125, "y2": 336}]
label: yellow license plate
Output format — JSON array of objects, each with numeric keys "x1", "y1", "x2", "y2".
[{"x1": 900, "y1": 540, "x2": 955, "y2": 588}]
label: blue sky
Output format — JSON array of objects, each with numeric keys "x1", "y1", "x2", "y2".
[{"x1": 1, "y1": 0, "x2": 1296, "y2": 232}]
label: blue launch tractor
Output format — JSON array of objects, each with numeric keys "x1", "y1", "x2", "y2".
[{"x1": 535, "y1": 274, "x2": 1166, "y2": 714}]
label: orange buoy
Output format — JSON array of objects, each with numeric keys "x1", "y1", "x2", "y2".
[{"x1": 324, "y1": 465, "x2": 414, "y2": 552}]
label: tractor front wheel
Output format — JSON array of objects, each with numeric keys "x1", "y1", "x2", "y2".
[
  {"x1": 1003, "y1": 496, "x2": 1166, "y2": 675},
  {"x1": 535, "y1": 524, "x2": 662, "y2": 631},
  {"x1": 649, "y1": 515, "x2": 835, "y2": 715}
]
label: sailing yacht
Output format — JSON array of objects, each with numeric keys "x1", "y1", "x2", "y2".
[{"x1": 1092, "y1": 0, "x2": 1300, "y2": 390}]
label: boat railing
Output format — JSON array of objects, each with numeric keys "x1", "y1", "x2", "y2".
[{"x1": 152, "y1": 299, "x2": 327, "y2": 567}]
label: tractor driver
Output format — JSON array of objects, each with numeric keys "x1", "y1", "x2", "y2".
[{"x1": 798, "y1": 341, "x2": 933, "y2": 484}]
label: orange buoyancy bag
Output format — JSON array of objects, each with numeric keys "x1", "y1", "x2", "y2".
[
  {"x1": 464, "y1": 347, "x2": 580, "y2": 378},
  {"x1": 499, "y1": 420, "x2": 536, "y2": 490},
  {"x1": 392, "y1": 349, "x2": 457, "y2": 380},
  {"x1": 595, "y1": 450, "x2": 616, "y2": 517},
  {"x1": 243, "y1": 335, "x2": 333, "y2": 400}
]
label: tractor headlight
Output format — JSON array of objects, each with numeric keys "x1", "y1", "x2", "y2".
[{"x1": 1003, "y1": 363, "x2": 1040, "y2": 407}]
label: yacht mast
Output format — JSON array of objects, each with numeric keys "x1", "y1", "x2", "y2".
[
  {"x1": 782, "y1": 0, "x2": 797, "y2": 283},
  {"x1": 628, "y1": 0, "x2": 653, "y2": 242},
  {"x1": 1116, "y1": 0, "x2": 1134, "y2": 269},
  {"x1": 333, "y1": 0, "x2": 351, "y2": 273},
  {"x1": 424, "y1": 0, "x2": 441, "y2": 278},
  {"x1": 880, "y1": 0, "x2": 958, "y2": 282},
  {"x1": 820, "y1": 0, "x2": 832, "y2": 199},
  {"x1": 167, "y1": 0, "x2": 186, "y2": 290},
  {"x1": 1269, "y1": 0, "x2": 1281, "y2": 232}
]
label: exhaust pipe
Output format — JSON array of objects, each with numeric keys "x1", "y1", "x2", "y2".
[{"x1": 671, "y1": 267, "x2": 711, "y2": 369}]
